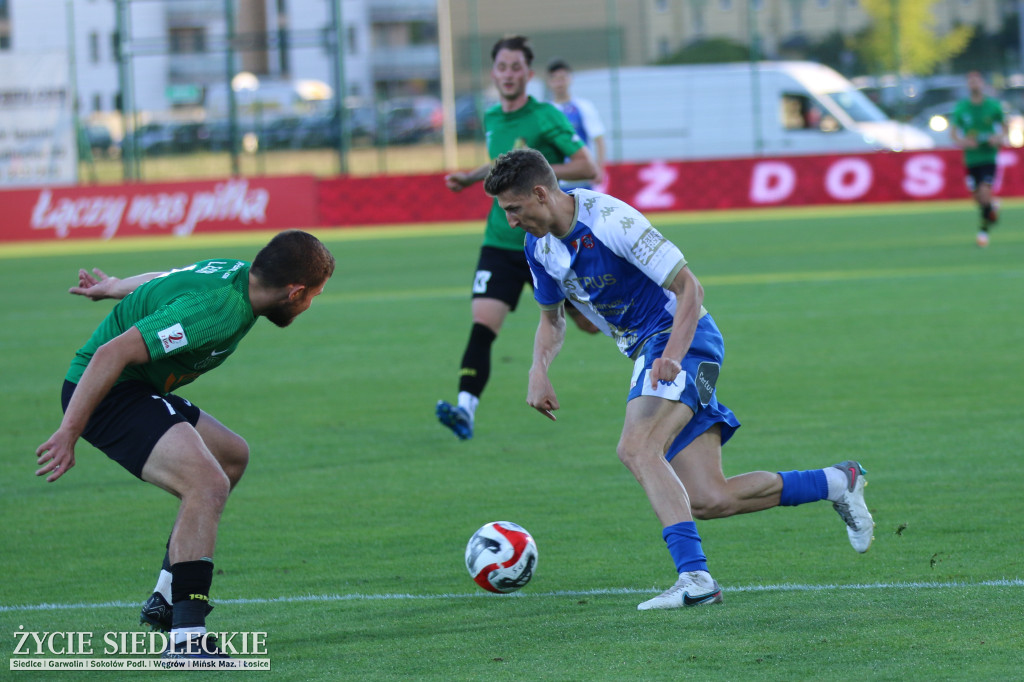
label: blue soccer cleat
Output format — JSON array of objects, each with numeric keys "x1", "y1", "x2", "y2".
[{"x1": 436, "y1": 400, "x2": 473, "y2": 440}]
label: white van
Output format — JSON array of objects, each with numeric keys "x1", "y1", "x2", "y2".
[{"x1": 570, "y1": 61, "x2": 934, "y2": 161}]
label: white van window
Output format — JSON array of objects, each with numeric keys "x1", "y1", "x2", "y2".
[
  {"x1": 822, "y1": 89, "x2": 889, "y2": 123},
  {"x1": 781, "y1": 93, "x2": 823, "y2": 130}
]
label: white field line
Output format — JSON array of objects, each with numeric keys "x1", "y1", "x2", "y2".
[{"x1": 2, "y1": 579, "x2": 1022, "y2": 613}]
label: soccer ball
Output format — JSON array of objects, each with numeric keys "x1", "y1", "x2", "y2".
[{"x1": 465, "y1": 521, "x2": 538, "y2": 593}]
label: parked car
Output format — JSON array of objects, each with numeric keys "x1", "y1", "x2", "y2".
[
  {"x1": 132, "y1": 123, "x2": 175, "y2": 156},
  {"x1": 374, "y1": 96, "x2": 443, "y2": 145},
  {"x1": 83, "y1": 125, "x2": 115, "y2": 156},
  {"x1": 909, "y1": 99, "x2": 1024, "y2": 148},
  {"x1": 289, "y1": 106, "x2": 377, "y2": 149}
]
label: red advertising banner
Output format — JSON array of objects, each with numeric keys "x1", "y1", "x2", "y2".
[
  {"x1": 599, "y1": 148, "x2": 1023, "y2": 212},
  {"x1": 317, "y1": 172, "x2": 492, "y2": 227},
  {"x1": 1, "y1": 149, "x2": 1020, "y2": 244},
  {"x1": 0, "y1": 176, "x2": 318, "y2": 243}
]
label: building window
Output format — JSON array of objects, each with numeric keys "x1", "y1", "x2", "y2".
[
  {"x1": 169, "y1": 27, "x2": 206, "y2": 54},
  {"x1": 89, "y1": 32, "x2": 100, "y2": 63},
  {"x1": 347, "y1": 24, "x2": 357, "y2": 54},
  {"x1": 720, "y1": 0, "x2": 732, "y2": 10},
  {"x1": 92, "y1": 93, "x2": 102, "y2": 112},
  {"x1": 655, "y1": 0, "x2": 668, "y2": 11},
  {"x1": 658, "y1": 37, "x2": 671, "y2": 58},
  {"x1": 816, "y1": 0, "x2": 829, "y2": 6}
]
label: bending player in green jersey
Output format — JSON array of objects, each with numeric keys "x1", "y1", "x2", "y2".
[
  {"x1": 950, "y1": 71, "x2": 1006, "y2": 247},
  {"x1": 437, "y1": 35, "x2": 599, "y2": 441},
  {"x1": 35, "y1": 230, "x2": 335, "y2": 660}
]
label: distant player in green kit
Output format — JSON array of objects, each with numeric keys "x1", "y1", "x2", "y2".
[
  {"x1": 950, "y1": 71, "x2": 1006, "y2": 247},
  {"x1": 437, "y1": 35, "x2": 598, "y2": 440},
  {"x1": 35, "y1": 230, "x2": 335, "y2": 660}
]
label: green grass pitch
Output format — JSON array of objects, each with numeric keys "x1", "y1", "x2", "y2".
[{"x1": 1, "y1": 200, "x2": 1022, "y2": 680}]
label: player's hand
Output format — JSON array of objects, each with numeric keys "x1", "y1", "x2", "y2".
[
  {"x1": 649, "y1": 357, "x2": 682, "y2": 390},
  {"x1": 445, "y1": 172, "x2": 470, "y2": 192},
  {"x1": 35, "y1": 431, "x2": 77, "y2": 482},
  {"x1": 70, "y1": 268, "x2": 120, "y2": 301},
  {"x1": 527, "y1": 371, "x2": 559, "y2": 421}
]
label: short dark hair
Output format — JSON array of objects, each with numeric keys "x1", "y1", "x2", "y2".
[
  {"x1": 547, "y1": 58, "x2": 571, "y2": 74},
  {"x1": 491, "y1": 35, "x2": 533, "y2": 66},
  {"x1": 484, "y1": 148, "x2": 558, "y2": 198},
  {"x1": 252, "y1": 230, "x2": 335, "y2": 289}
]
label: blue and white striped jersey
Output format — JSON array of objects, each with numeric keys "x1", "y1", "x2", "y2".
[{"x1": 525, "y1": 189, "x2": 705, "y2": 358}]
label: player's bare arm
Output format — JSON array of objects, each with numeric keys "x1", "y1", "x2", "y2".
[
  {"x1": 70, "y1": 268, "x2": 166, "y2": 301},
  {"x1": 650, "y1": 265, "x2": 704, "y2": 389},
  {"x1": 550, "y1": 146, "x2": 598, "y2": 183},
  {"x1": 35, "y1": 327, "x2": 151, "y2": 482},
  {"x1": 527, "y1": 304, "x2": 567, "y2": 420}
]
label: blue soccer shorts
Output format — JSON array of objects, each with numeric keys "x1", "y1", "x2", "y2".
[{"x1": 626, "y1": 314, "x2": 740, "y2": 461}]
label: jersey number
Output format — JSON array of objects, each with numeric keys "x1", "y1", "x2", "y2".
[{"x1": 473, "y1": 270, "x2": 492, "y2": 294}]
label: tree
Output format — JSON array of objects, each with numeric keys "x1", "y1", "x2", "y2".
[
  {"x1": 655, "y1": 37, "x2": 751, "y2": 65},
  {"x1": 857, "y1": 0, "x2": 973, "y2": 75}
]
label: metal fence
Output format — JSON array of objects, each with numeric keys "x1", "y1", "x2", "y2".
[{"x1": 42, "y1": 0, "x2": 1024, "y2": 184}]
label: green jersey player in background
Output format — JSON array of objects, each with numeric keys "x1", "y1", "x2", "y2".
[
  {"x1": 35, "y1": 230, "x2": 335, "y2": 659},
  {"x1": 438, "y1": 35, "x2": 598, "y2": 441},
  {"x1": 950, "y1": 71, "x2": 1006, "y2": 247}
]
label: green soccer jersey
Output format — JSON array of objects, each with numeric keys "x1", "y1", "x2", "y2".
[
  {"x1": 951, "y1": 96, "x2": 1004, "y2": 167},
  {"x1": 66, "y1": 259, "x2": 258, "y2": 395},
  {"x1": 483, "y1": 96, "x2": 585, "y2": 250}
]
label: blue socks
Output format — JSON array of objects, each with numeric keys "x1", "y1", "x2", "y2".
[
  {"x1": 778, "y1": 469, "x2": 828, "y2": 506},
  {"x1": 663, "y1": 521, "x2": 708, "y2": 574}
]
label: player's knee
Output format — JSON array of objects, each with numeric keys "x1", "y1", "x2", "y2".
[
  {"x1": 185, "y1": 468, "x2": 231, "y2": 511},
  {"x1": 223, "y1": 435, "x2": 250, "y2": 485},
  {"x1": 615, "y1": 440, "x2": 657, "y2": 472}
]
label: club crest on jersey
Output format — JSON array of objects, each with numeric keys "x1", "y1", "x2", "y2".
[
  {"x1": 157, "y1": 323, "x2": 189, "y2": 353},
  {"x1": 581, "y1": 234, "x2": 594, "y2": 249}
]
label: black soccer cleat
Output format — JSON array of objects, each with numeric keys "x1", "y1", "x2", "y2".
[{"x1": 140, "y1": 592, "x2": 213, "y2": 632}]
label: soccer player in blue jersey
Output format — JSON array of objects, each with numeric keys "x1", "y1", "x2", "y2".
[
  {"x1": 35, "y1": 231, "x2": 335, "y2": 656},
  {"x1": 546, "y1": 58, "x2": 606, "y2": 190},
  {"x1": 483, "y1": 149, "x2": 874, "y2": 610}
]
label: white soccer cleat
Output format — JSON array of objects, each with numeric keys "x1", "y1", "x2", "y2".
[
  {"x1": 831, "y1": 460, "x2": 875, "y2": 553},
  {"x1": 637, "y1": 570, "x2": 724, "y2": 610}
]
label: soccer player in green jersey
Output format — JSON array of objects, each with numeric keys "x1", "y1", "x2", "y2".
[
  {"x1": 35, "y1": 230, "x2": 335, "y2": 659},
  {"x1": 950, "y1": 71, "x2": 1006, "y2": 247},
  {"x1": 437, "y1": 35, "x2": 598, "y2": 440}
]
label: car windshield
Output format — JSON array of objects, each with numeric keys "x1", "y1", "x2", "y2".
[{"x1": 823, "y1": 89, "x2": 890, "y2": 123}]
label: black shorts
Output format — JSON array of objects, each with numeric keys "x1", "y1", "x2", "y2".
[
  {"x1": 965, "y1": 163, "x2": 996, "y2": 192},
  {"x1": 471, "y1": 246, "x2": 532, "y2": 311},
  {"x1": 62, "y1": 380, "x2": 201, "y2": 479}
]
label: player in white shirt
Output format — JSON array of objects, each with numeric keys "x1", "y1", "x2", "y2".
[
  {"x1": 546, "y1": 58, "x2": 606, "y2": 190},
  {"x1": 483, "y1": 149, "x2": 875, "y2": 610}
]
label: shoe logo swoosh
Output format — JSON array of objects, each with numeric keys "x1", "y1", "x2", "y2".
[
  {"x1": 210, "y1": 349, "x2": 231, "y2": 357},
  {"x1": 683, "y1": 589, "x2": 721, "y2": 606}
]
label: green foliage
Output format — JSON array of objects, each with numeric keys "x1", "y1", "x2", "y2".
[
  {"x1": 656, "y1": 37, "x2": 751, "y2": 65},
  {"x1": 858, "y1": 0, "x2": 973, "y2": 74},
  {"x1": 2, "y1": 201, "x2": 1023, "y2": 680}
]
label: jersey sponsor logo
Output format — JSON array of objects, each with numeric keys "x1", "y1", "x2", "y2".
[
  {"x1": 564, "y1": 273, "x2": 617, "y2": 292},
  {"x1": 157, "y1": 323, "x2": 189, "y2": 353},
  {"x1": 695, "y1": 361, "x2": 720, "y2": 407},
  {"x1": 630, "y1": 227, "x2": 667, "y2": 266},
  {"x1": 620, "y1": 216, "x2": 636, "y2": 233}
]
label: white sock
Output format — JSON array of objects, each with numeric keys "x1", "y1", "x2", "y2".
[
  {"x1": 457, "y1": 391, "x2": 478, "y2": 421},
  {"x1": 154, "y1": 569, "x2": 172, "y2": 602},
  {"x1": 824, "y1": 466, "x2": 849, "y2": 501},
  {"x1": 172, "y1": 626, "x2": 207, "y2": 645}
]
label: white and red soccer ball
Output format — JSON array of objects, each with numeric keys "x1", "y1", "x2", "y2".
[{"x1": 465, "y1": 521, "x2": 538, "y2": 593}]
